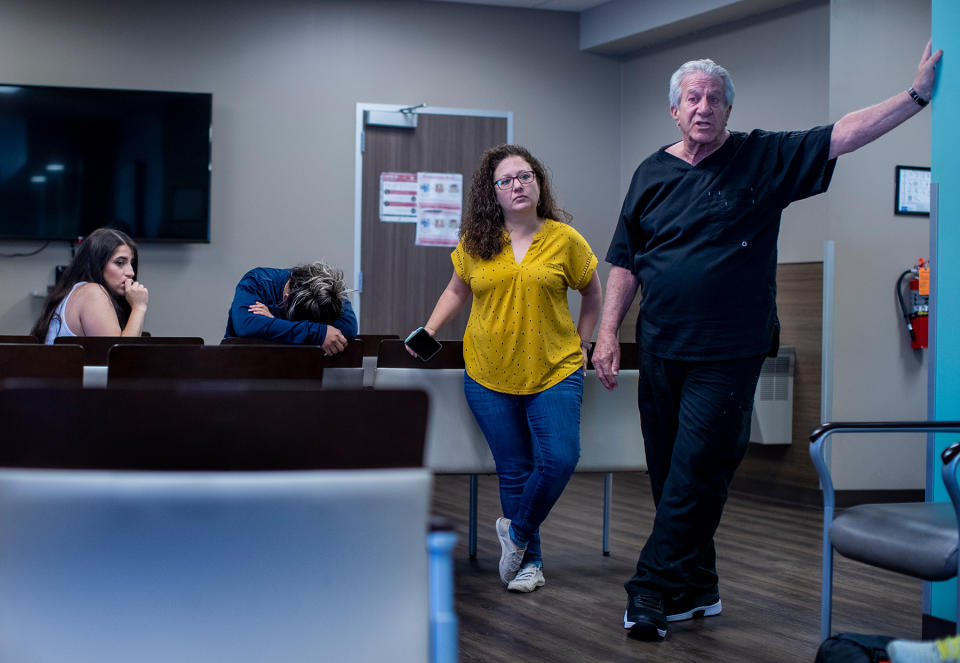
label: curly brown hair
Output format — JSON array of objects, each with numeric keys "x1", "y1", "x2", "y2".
[{"x1": 461, "y1": 144, "x2": 571, "y2": 260}]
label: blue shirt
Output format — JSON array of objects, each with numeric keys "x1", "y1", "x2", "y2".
[{"x1": 224, "y1": 267, "x2": 358, "y2": 344}]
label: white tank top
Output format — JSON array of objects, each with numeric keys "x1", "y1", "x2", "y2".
[{"x1": 44, "y1": 281, "x2": 87, "y2": 344}]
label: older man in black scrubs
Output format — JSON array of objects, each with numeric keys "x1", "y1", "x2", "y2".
[{"x1": 593, "y1": 40, "x2": 942, "y2": 640}]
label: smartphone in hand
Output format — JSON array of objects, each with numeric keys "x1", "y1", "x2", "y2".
[{"x1": 405, "y1": 326, "x2": 443, "y2": 362}]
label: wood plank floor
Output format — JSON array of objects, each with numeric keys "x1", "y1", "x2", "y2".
[{"x1": 431, "y1": 472, "x2": 922, "y2": 662}]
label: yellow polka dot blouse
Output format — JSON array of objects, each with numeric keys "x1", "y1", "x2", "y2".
[{"x1": 452, "y1": 218, "x2": 598, "y2": 395}]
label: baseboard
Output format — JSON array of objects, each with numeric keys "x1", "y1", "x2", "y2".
[
  {"x1": 923, "y1": 613, "x2": 955, "y2": 640},
  {"x1": 730, "y1": 478, "x2": 924, "y2": 508},
  {"x1": 729, "y1": 477, "x2": 822, "y2": 506},
  {"x1": 833, "y1": 490, "x2": 924, "y2": 508}
]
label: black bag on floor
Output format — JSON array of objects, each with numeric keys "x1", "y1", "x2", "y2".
[{"x1": 815, "y1": 633, "x2": 894, "y2": 663}]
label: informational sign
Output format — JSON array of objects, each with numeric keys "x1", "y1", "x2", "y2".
[
  {"x1": 895, "y1": 165, "x2": 931, "y2": 215},
  {"x1": 415, "y1": 172, "x2": 462, "y2": 247},
  {"x1": 379, "y1": 172, "x2": 418, "y2": 222}
]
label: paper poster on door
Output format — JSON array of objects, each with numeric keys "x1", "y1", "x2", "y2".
[
  {"x1": 379, "y1": 172, "x2": 418, "y2": 222},
  {"x1": 415, "y1": 172, "x2": 461, "y2": 247}
]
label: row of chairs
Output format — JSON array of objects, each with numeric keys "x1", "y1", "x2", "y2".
[
  {"x1": 9, "y1": 337, "x2": 960, "y2": 641},
  {"x1": 0, "y1": 333, "x2": 640, "y2": 660},
  {"x1": 0, "y1": 384, "x2": 445, "y2": 662},
  {"x1": 0, "y1": 336, "x2": 647, "y2": 557}
]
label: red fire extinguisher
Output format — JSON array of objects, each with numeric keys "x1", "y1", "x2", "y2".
[{"x1": 896, "y1": 259, "x2": 929, "y2": 349}]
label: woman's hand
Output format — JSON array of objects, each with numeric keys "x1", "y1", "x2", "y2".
[
  {"x1": 404, "y1": 326, "x2": 435, "y2": 358},
  {"x1": 580, "y1": 341, "x2": 591, "y2": 373},
  {"x1": 124, "y1": 279, "x2": 149, "y2": 311},
  {"x1": 248, "y1": 301, "x2": 274, "y2": 318}
]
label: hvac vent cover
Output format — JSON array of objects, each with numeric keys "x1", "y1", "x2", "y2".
[{"x1": 749, "y1": 347, "x2": 796, "y2": 445}]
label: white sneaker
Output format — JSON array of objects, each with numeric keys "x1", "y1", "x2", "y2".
[
  {"x1": 888, "y1": 635, "x2": 960, "y2": 663},
  {"x1": 507, "y1": 564, "x2": 545, "y2": 593},
  {"x1": 495, "y1": 517, "x2": 526, "y2": 585}
]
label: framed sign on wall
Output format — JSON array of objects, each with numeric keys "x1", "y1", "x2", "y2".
[{"x1": 894, "y1": 165, "x2": 931, "y2": 216}]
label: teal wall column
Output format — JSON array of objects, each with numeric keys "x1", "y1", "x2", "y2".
[{"x1": 930, "y1": 0, "x2": 960, "y2": 625}]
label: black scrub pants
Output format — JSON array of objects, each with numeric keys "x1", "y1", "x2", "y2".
[{"x1": 624, "y1": 350, "x2": 766, "y2": 601}]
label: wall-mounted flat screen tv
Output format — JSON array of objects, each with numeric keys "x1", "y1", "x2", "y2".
[{"x1": 0, "y1": 83, "x2": 212, "y2": 242}]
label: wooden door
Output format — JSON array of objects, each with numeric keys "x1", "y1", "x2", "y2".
[{"x1": 359, "y1": 113, "x2": 508, "y2": 338}]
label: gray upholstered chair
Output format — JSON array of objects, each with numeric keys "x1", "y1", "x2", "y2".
[
  {"x1": 374, "y1": 339, "x2": 493, "y2": 558},
  {"x1": 0, "y1": 387, "x2": 447, "y2": 663},
  {"x1": 809, "y1": 422, "x2": 960, "y2": 641}
]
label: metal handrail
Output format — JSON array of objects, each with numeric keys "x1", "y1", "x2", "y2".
[{"x1": 808, "y1": 421, "x2": 960, "y2": 641}]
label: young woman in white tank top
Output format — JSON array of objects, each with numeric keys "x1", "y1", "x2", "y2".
[{"x1": 32, "y1": 228, "x2": 149, "y2": 343}]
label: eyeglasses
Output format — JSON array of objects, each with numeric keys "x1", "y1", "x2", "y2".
[{"x1": 494, "y1": 171, "x2": 535, "y2": 190}]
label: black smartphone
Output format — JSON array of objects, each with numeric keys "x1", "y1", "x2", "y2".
[{"x1": 405, "y1": 326, "x2": 443, "y2": 362}]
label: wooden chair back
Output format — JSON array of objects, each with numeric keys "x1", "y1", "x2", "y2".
[
  {"x1": 356, "y1": 334, "x2": 400, "y2": 357},
  {"x1": 0, "y1": 335, "x2": 38, "y2": 344},
  {"x1": 0, "y1": 386, "x2": 427, "y2": 469},
  {"x1": 107, "y1": 345, "x2": 328, "y2": 386},
  {"x1": 55, "y1": 335, "x2": 204, "y2": 365},
  {"x1": 0, "y1": 344, "x2": 84, "y2": 386}
]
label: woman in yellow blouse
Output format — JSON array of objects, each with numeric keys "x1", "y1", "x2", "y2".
[{"x1": 412, "y1": 144, "x2": 602, "y2": 592}]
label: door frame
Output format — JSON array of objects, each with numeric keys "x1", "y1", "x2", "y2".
[{"x1": 353, "y1": 103, "x2": 513, "y2": 324}]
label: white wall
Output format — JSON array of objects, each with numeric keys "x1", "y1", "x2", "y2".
[
  {"x1": 619, "y1": 1, "x2": 831, "y2": 264},
  {"x1": 0, "y1": 0, "x2": 932, "y2": 491},
  {"x1": 0, "y1": 0, "x2": 621, "y2": 342},
  {"x1": 618, "y1": 0, "x2": 931, "y2": 489},
  {"x1": 826, "y1": 0, "x2": 931, "y2": 489}
]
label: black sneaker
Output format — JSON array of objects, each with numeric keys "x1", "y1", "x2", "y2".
[
  {"x1": 623, "y1": 594, "x2": 668, "y2": 639},
  {"x1": 664, "y1": 590, "x2": 722, "y2": 623}
]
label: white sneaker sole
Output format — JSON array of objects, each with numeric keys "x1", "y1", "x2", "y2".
[
  {"x1": 665, "y1": 599, "x2": 722, "y2": 622},
  {"x1": 507, "y1": 575, "x2": 545, "y2": 593},
  {"x1": 623, "y1": 611, "x2": 667, "y2": 638}
]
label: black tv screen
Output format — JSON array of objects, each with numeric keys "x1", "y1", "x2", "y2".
[{"x1": 0, "y1": 83, "x2": 212, "y2": 242}]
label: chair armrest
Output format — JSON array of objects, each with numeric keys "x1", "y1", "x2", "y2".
[
  {"x1": 809, "y1": 421, "x2": 960, "y2": 511},
  {"x1": 943, "y1": 441, "x2": 960, "y2": 465},
  {"x1": 941, "y1": 442, "x2": 960, "y2": 524}
]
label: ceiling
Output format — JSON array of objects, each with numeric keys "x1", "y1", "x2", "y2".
[
  {"x1": 427, "y1": 0, "x2": 815, "y2": 55},
  {"x1": 430, "y1": 0, "x2": 609, "y2": 10}
]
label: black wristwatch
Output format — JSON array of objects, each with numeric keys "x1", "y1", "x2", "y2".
[{"x1": 907, "y1": 87, "x2": 929, "y2": 107}]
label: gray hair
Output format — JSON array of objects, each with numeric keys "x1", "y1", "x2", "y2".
[
  {"x1": 283, "y1": 261, "x2": 349, "y2": 323},
  {"x1": 668, "y1": 59, "x2": 735, "y2": 109}
]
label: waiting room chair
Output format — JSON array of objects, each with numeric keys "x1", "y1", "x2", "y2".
[
  {"x1": 54, "y1": 334, "x2": 203, "y2": 365},
  {"x1": 374, "y1": 339, "x2": 492, "y2": 558},
  {"x1": 0, "y1": 343, "x2": 84, "y2": 386},
  {"x1": 106, "y1": 344, "x2": 327, "y2": 387},
  {"x1": 0, "y1": 335, "x2": 37, "y2": 343},
  {"x1": 0, "y1": 387, "x2": 450, "y2": 663},
  {"x1": 357, "y1": 334, "x2": 399, "y2": 387},
  {"x1": 375, "y1": 339, "x2": 647, "y2": 557},
  {"x1": 810, "y1": 421, "x2": 960, "y2": 641},
  {"x1": 55, "y1": 336, "x2": 204, "y2": 387},
  {"x1": 582, "y1": 343, "x2": 647, "y2": 554},
  {"x1": 219, "y1": 338, "x2": 365, "y2": 388},
  {"x1": 356, "y1": 333, "x2": 400, "y2": 354}
]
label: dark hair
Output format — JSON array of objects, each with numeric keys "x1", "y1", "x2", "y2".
[
  {"x1": 461, "y1": 144, "x2": 571, "y2": 260},
  {"x1": 281, "y1": 261, "x2": 347, "y2": 324},
  {"x1": 31, "y1": 227, "x2": 138, "y2": 342}
]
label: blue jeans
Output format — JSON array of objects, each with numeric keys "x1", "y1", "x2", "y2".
[{"x1": 464, "y1": 370, "x2": 583, "y2": 566}]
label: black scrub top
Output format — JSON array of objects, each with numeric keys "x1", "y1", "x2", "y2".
[{"x1": 606, "y1": 125, "x2": 836, "y2": 361}]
